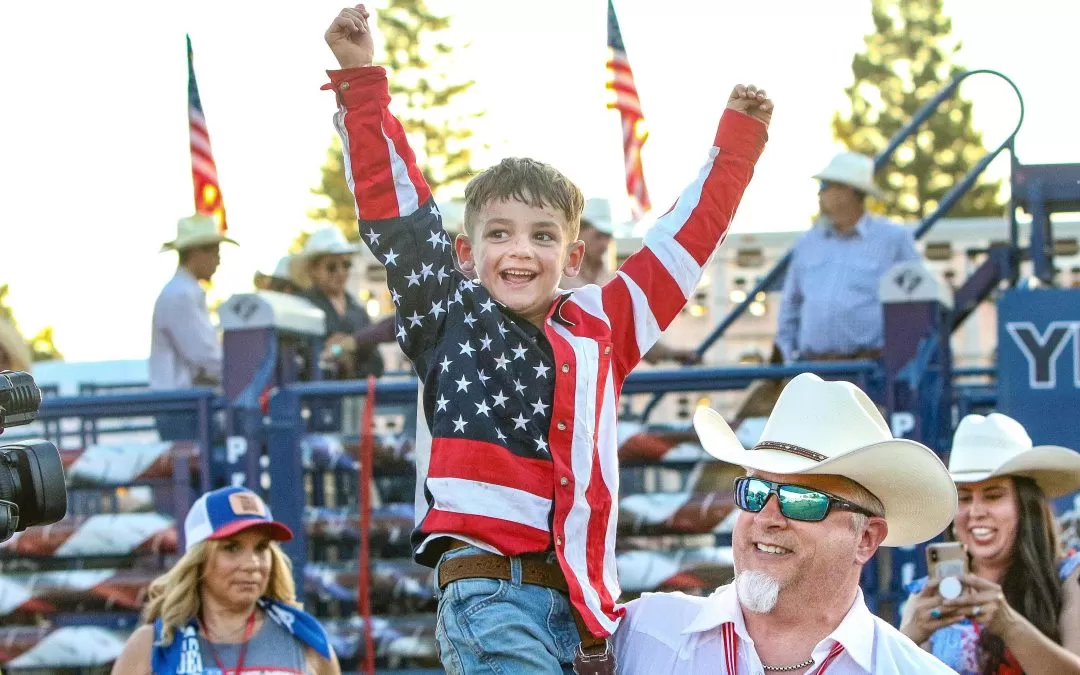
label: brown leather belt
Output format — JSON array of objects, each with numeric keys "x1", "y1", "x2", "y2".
[
  {"x1": 802, "y1": 348, "x2": 882, "y2": 362},
  {"x1": 437, "y1": 552, "x2": 610, "y2": 659}
]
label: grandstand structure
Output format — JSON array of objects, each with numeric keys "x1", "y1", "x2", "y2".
[{"x1": 4, "y1": 69, "x2": 1080, "y2": 674}]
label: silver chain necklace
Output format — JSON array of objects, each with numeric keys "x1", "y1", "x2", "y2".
[{"x1": 761, "y1": 656, "x2": 815, "y2": 672}]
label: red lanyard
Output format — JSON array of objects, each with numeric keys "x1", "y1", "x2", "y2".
[
  {"x1": 200, "y1": 609, "x2": 256, "y2": 675},
  {"x1": 722, "y1": 623, "x2": 846, "y2": 673}
]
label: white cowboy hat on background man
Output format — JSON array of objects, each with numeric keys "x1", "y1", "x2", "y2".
[
  {"x1": 582, "y1": 197, "x2": 616, "y2": 236},
  {"x1": 160, "y1": 214, "x2": 238, "y2": 252},
  {"x1": 693, "y1": 372, "x2": 957, "y2": 547},
  {"x1": 948, "y1": 413, "x2": 1080, "y2": 498},
  {"x1": 813, "y1": 151, "x2": 884, "y2": 200},
  {"x1": 258, "y1": 255, "x2": 294, "y2": 281}
]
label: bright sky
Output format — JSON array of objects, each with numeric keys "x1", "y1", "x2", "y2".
[{"x1": 2, "y1": 0, "x2": 1076, "y2": 362}]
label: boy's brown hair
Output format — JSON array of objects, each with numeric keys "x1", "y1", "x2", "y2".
[{"x1": 463, "y1": 157, "x2": 585, "y2": 241}]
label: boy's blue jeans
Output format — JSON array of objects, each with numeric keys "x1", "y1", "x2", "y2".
[{"x1": 434, "y1": 544, "x2": 579, "y2": 674}]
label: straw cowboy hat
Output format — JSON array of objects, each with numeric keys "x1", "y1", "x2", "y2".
[
  {"x1": 160, "y1": 214, "x2": 238, "y2": 252},
  {"x1": 693, "y1": 373, "x2": 957, "y2": 547},
  {"x1": 288, "y1": 227, "x2": 363, "y2": 288},
  {"x1": 813, "y1": 151, "x2": 884, "y2": 199},
  {"x1": 582, "y1": 197, "x2": 616, "y2": 235},
  {"x1": 948, "y1": 413, "x2": 1080, "y2": 498}
]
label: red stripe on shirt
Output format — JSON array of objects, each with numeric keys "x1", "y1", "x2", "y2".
[
  {"x1": 619, "y1": 245, "x2": 688, "y2": 330},
  {"x1": 326, "y1": 67, "x2": 431, "y2": 220},
  {"x1": 422, "y1": 509, "x2": 552, "y2": 555},
  {"x1": 428, "y1": 437, "x2": 554, "y2": 499},
  {"x1": 672, "y1": 111, "x2": 765, "y2": 264},
  {"x1": 584, "y1": 344, "x2": 616, "y2": 626}
]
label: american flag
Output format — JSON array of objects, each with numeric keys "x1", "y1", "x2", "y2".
[
  {"x1": 186, "y1": 35, "x2": 227, "y2": 232},
  {"x1": 606, "y1": 1, "x2": 651, "y2": 220}
]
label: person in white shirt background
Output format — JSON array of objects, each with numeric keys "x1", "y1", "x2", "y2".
[
  {"x1": 613, "y1": 373, "x2": 958, "y2": 674},
  {"x1": 149, "y1": 214, "x2": 236, "y2": 440}
]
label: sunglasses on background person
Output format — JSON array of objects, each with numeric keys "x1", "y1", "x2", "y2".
[
  {"x1": 323, "y1": 260, "x2": 353, "y2": 274},
  {"x1": 733, "y1": 476, "x2": 878, "y2": 522}
]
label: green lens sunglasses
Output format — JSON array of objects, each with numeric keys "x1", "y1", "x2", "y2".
[{"x1": 733, "y1": 476, "x2": 878, "y2": 522}]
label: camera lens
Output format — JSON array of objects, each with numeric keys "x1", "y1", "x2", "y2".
[{"x1": 0, "y1": 441, "x2": 68, "y2": 534}]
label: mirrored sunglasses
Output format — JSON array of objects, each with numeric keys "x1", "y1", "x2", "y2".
[{"x1": 733, "y1": 476, "x2": 877, "y2": 522}]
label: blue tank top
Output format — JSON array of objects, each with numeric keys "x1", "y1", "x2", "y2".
[{"x1": 152, "y1": 598, "x2": 330, "y2": 675}]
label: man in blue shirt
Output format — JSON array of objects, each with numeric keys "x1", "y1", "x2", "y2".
[{"x1": 775, "y1": 152, "x2": 920, "y2": 362}]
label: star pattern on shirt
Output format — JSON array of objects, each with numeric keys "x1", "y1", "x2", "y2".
[{"x1": 360, "y1": 207, "x2": 555, "y2": 460}]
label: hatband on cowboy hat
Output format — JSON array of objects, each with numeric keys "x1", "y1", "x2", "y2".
[
  {"x1": 948, "y1": 413, "x2": 1080, "y2": 498},
  {"x1": 813, "y1": 151, "x2": 884, "y2": 199},
  {"x1": 693, "y1": 373, "x2": 956, "y2": 547},
  {"x1": 161, "y1": 214, "x2": 238, "y2": 252}
]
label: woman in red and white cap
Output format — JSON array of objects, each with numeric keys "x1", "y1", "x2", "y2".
[{"x1": 110, "y1": 486, "x2": 341, "y2": 675}]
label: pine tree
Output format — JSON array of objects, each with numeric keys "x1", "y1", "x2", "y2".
[
  {"x1": 832, "y1": 0, "x2": 1002, "y2": 220},
  {"x1": 307, "y1": 0, "x2": 480, "y2": 242},
  {"x1": 0, "y1": 284, "x2": 63, "y2": 363}
]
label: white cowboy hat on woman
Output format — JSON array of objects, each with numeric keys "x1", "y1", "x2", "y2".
[
  {"x1": 948, "y1": 413, "x2": 1080, "y2": 498},
  {"x1": 299, "y1": 227, "x2": 363, "y2": 257},
  {"x1": 813, "y1": 151, "x2": 884, "y2": 199},
  {"x1": 693, "y1": 372, "x2": 956, "y2": 547},
  {"x1": 160, "y1": 214, "x2": 238, "y2": 252},
  {"x1": 288, "y1": 227, "x2": 363, "y2": 288}
]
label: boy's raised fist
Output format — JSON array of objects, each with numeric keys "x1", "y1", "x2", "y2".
[
  {"x1": 326, "y1": 5, "x2": 374, "y2": 69},
  {"x1": 726, "y1": 84, "x2": 773, "y2": 126}
]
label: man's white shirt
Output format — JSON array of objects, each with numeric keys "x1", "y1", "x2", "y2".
[
  {"x1": 612, "y1": 584, "x2": 954, "y2": 674},
  {"x1": 149, "y1": 267, "x2": 222, "y2": 390}
]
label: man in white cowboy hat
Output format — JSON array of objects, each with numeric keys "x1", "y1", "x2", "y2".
[
  {"x1": 150, "y1": 215, "x2": 237, "y2": 439},
  {"x1": 612, "y1": 373, "x2": 957, "y2": 673},
  {"x1": 561, "y1": 198, "x2": 619, "y2": 290},
  {"x1": 775, "y1": 151, "x2": 920, "y2": 364}
]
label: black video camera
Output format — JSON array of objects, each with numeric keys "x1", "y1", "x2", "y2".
[{"x1": 0, "y1": 370, "x2": 68, "y2": 543}]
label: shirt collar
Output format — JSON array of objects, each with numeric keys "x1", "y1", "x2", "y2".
[
  {"x1": 681, "y1": 584, "x2": 744, "y2": 636},
  {"x1": 175, "y1": 266, "x2": 203, "y2": 289},
  {"x1": 681, "y1": 585, "x2": 875, "y2": 672},
  {"x1": 824, "y1": 212, "x2": 870, "y2": 238}
]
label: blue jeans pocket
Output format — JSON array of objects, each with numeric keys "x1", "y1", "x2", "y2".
[{"x1": 434, "y1": 551, "x2": 578, "y2": 674}]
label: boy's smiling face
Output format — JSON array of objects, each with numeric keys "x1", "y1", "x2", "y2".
[{"x1": 456, "y1": 196, "x2": 585, "y2": 327}]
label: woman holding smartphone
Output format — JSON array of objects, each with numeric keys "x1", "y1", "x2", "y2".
[{"x1": 899, "y1": 413, "x2": 1080, "y2": 674}]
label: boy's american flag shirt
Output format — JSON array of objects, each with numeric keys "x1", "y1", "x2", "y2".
[{"x1": 324, "y1": 66, "x2": 767, "y2": 637}]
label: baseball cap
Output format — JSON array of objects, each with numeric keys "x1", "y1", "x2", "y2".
[{"x1": 183, "y1": 486, "x2": 293, "y2": 552}]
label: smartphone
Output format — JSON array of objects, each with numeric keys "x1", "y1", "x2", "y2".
[{"x1": 926, "y1": 542, "x2": 969, "y2": 579}]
